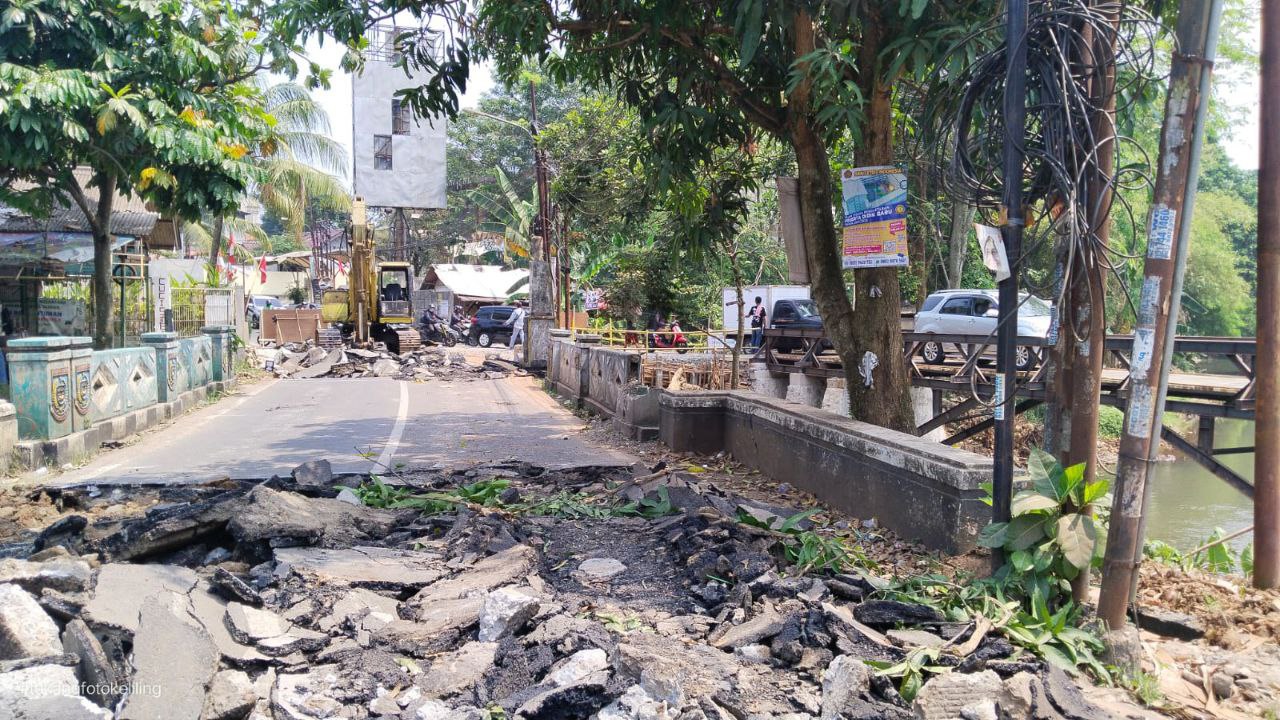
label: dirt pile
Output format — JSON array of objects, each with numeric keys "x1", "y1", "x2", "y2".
[
  {"x1": 0, "y1": 462, "x2": 1120, "y2": 720},
  {"x1": 256, "y1": 342, "x2": 524, "y2": 381}
]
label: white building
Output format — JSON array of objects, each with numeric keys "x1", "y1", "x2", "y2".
[{"x1": 351, "y1": 25, "x2": 448, "y2": 210}]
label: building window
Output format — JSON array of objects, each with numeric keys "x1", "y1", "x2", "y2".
[
  {"x1": 392, "y1": 99, "x2": 411, "y2": 135},
  {"x1": 373, "y1": 135, "x2": 392, "y2": 170}
]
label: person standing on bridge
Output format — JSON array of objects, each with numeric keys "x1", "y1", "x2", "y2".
[
  {"x1": 749, "y1": 296, "x2": 767, "y2": 351},
  {"x1": 505, "y1": 300, "x2": 527, "y2": 358}
]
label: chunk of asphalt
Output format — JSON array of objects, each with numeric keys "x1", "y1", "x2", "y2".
[
  {"x1": 0, "y1": 583, "x2": 63, "y2": 660},
  {"x1": 119, "y1": 593, "x2": 218, "y2": 720}
]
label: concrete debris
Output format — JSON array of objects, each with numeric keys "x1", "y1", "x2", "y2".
[
  {"x1": 0, "y1": 462, "x2": 1123, "y2": 720},
  {"x1": 225, "y1": 602, "x2": 327, "y2": 656},
  {"x1": 202, "y1": 669, "x2": 256, "y2": 720},
  {"x1": 573, "y1": 557, "x2": 627, "y2": 582},
  {"x1": 273, "y1": 343, "x2": 527, "y2": 381},
  {"x1": 289, "y1": 459, "x2": 334, "y2": 490},
  {"x1": 820, "y1": 654, "x2": 873, "y2": 719},
  {"x1": 61, "y1": 618, "x2": 123, "y2": 708},
  {"x1": 546, "y1": 648, "x2": 609, "y2": 687},
  {"x1": 0, "y1": 583, "x2": 63, "y2": 660},
  {"x1": 0, "y1": 556, "x2": 92, "y2": 594},
  {"x1": 119, "y1": 593, "x2": 218, "y2": 720},
  {"x1": 888, "y1": 628, "x2": 946, "y2": 649},
  {"x1": 273, "y1": 545, "x2": 445, "y2": 590},
  {"x1": 478, "y1": 587, "x2": 541, "y2": 642},
  {"x1": 912, "y1": 670, "x2": 1003, "y2": 720},
  {"x1": 419, "y1": 641, "x2": 499, "y2": 698},
  {"x1": 0, "y1": 663, "x2": 113, "y2": 720},
  {"x1": 1135, "y1": 606, "x2": 1206, "y2": 640},
  {"x1": 709, "y1": 605, "x2": 787, "y2": 649}
]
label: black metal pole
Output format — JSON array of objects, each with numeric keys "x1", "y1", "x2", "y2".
[{"x1": 993, "y1": 0, "x2": 1028, "y2": 571}]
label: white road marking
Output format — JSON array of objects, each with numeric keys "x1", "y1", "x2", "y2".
[{"x1": 376, "y1": 381, "x2": 410, "y2": 471}]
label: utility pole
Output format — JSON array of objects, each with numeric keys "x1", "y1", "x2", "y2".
[
  {"x1": 1256, "y1": 0, "x2": 1280, "y2": 589},
  {"x1": 992, "y1": 0, "x2": 1028, "y2": 571},
  {"x1": 524, "y1": 81, "x2": 554, "y2": 367},
  {"x1": 1098, "y1": 0, "x2": 1225, "y2": 625}
]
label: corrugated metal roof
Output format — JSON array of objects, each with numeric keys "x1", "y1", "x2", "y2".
[
  {"x1": 423, "y1": 263, "x2": 529, "y2": 302},
  {"x1": 0, "y1": 167, "x2": 159, "y2": 236}
]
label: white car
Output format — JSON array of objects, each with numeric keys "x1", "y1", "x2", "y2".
[{"x1": 913, "y1": 289, "x2": 1052, "y2": 370}]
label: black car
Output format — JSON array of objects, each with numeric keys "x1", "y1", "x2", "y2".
[
  {"x1": 469, "y1": 305, "x2": 516, "y2": 347},
  {"x1": 771, "y1": 298, "x2": 823, "y2": 352}
]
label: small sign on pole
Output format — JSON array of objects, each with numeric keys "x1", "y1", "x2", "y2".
[{"x1": 975, "y1": 223, "x2": 1012, "y2": 281}]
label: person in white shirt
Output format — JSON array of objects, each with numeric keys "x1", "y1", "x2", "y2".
[{"x1": 504, "y1": 301, "x2": 527, "y2": 351}]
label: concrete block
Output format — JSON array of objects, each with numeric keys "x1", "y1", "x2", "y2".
[
  {"x1": 785, "y1": 373, "x2": 824, "y2": 407},
  {"x1": 912, "y1": 387, "x2": 945, "y2": 442},
  {"x1": 613, "y1": 385, "x2": 660, "y2": 441},
  {"x1": 749, "y1": 363, "x2": 788, "y2": 399},
  {"x1": 821, "y1": 378, "x2": 849, "y2": 417},
  {"x1": 0, "y1": 401, "x2": 15, "y2": 475}
]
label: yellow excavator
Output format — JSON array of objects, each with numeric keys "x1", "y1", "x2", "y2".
[{"x1": 321, "y1": 198, "x2": 422, "y2": 354}]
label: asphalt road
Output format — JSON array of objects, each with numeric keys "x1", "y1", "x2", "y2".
[{"x1": 44, "y1": 376, "x2": 634, "y2": 486}]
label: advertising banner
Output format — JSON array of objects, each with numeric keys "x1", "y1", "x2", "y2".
[{"x1": 839, "y1": 166, "x2": 909, "y2": 269}]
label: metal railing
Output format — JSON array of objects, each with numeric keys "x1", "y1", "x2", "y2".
[{"x1": 170, "y1": 287, "x2": 235, "y2": 338}]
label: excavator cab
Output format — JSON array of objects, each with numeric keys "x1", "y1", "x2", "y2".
[{"x1": 376, "y1": 264, "x2": 413, "y2": 323}]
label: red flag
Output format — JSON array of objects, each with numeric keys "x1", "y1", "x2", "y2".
[
  {"x1": 227, "y1": 232, "x2": 236, "y2": 249},
  {"x1": 258, "y1": 256, "x2": 268, "y2": 284}
]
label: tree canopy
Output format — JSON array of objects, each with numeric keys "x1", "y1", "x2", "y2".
[{"x1": 0, "y1": 0, "x2": 277, "y2": 346}]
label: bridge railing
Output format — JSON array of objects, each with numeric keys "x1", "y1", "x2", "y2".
[{"x1": 757, "y1": 326, "x2": 1259, "y2": 497}]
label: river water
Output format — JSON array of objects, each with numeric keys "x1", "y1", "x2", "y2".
[{"x1": 1140, "y1": 418, "x2": 1255, "y2": 552}]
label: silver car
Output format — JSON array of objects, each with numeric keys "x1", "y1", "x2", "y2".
[{"x1": 913, "y1": 290, "x2": 1052, "y2": 370}]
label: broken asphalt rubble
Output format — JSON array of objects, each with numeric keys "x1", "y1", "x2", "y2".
[
  {"x1": 0, "y1": 460, "x2": 1122, "y2": 720},
  {"x1": 255, "y1": 341, "x2": 524, "y2": 381}
]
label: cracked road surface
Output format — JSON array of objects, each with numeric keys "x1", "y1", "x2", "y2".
[{"x1": 44, "y1": 376, "x2": 634, "y2": 486}]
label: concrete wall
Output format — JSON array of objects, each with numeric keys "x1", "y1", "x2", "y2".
[
  {"x1": 659, "y1": 390, "x2": 992, "y2": 553},
  {"x1": 583, "y1": 347, "x2": 642, "y2": 418},
  {"x1": 2, "y1": 327, "x2": 238, "y2": 470},
  {"x1": 546, "y1": 338, "x2": 650, "y2": 439},
  {"x1": 548, "y1": 339, "x2": 586, "y2": 402},
  {"x1": 90, "y1": 347, "x2": 159, "y2": 422}
]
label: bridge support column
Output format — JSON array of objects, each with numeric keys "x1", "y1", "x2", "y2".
[
  {"x1": 785, "y1": 373, "x2": 824, "y2": 407},
  {"x1": 822, "y1": 378, "x2": 850, "y2": 416},
  {"x1": 913, "y1": 388, "x2": 946, "y2": 442},
  {"x1": 1197, "y1": 415, "x2": 1215, "y2": 452},
  {"x1": 750, "y1": 363, "x2": 788, "y2": 399}
]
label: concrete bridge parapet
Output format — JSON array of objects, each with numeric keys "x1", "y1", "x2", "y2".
[{"x1": 659, "y1": 390, "x2": 992, "y2": 553}]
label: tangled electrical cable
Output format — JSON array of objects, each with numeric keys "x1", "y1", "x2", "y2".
[{"x1": 918, "y1": 0, "x2": 1163, "y2": 412}]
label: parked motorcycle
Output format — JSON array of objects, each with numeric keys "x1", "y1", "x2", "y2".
[
  {"x1": 649, "y1": 321, "x2": 690, "y2": 354},
  {"x1": 421, "y1": 320, "x2": 459, "y2": 347}
]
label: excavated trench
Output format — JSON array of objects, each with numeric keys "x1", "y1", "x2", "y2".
[{"x1": 0, "y1": 462, "x2": 1108, "y2": 720}]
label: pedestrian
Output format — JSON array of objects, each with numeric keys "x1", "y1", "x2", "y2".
[
  {"x1": 504, "y1": 300, "x2": 527, "y2": 357},
  {"x1": 749, "y1": 296, "x2": 767, "y2": 350}
]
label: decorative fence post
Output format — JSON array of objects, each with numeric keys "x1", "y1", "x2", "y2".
[
  {"x1": 6, "y1": 337, "x2": 73, "y2": 440},
  {"x1": 202, "y1": 325, "x2": 234, "y2": 383},
  {"x1": 141, "y1": 332, "x2": 182, "y2": 405},
  {"x1": 69, "y1": 337, "x2": 93, "y2": 433}
]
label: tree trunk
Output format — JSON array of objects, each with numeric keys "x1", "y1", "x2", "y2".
[
  {"x1": 208, "y1": 216, "x2": 225, "y2": 286},
  {"x1": 947, "y1": 199, "x2": 975, "y2": 288},
  {"x1": 727, "y1": 240, "x2": 745, "y2": 389},
  {"x1": 787, "y1": 5, "x2": 913, "y2": 431},
  {"x1": 90, "y1": 173, "x2": 118, "y2": 350}
]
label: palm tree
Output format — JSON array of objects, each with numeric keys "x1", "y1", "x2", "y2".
[{"x1": 205, "y1": 82, "x2": 351, "y2": 278}]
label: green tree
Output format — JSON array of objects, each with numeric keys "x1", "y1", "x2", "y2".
[
  {"x1": 0, "y1": 0, "x2": 275, "y2": 347},
  {"x1": 473, "y1": 0, "x2": 993, "y2": 431}
]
